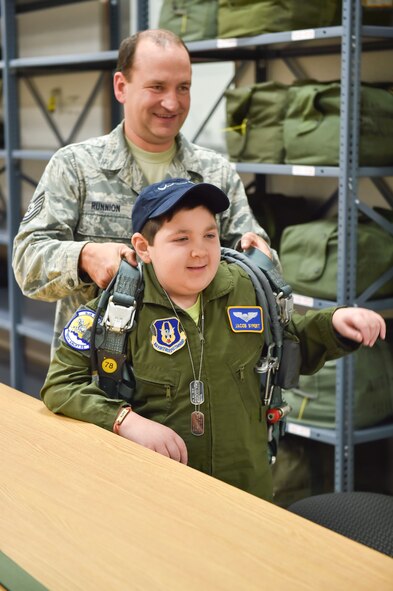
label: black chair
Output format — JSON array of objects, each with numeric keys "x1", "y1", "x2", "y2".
[{"x1": 288, "y1": 491, "x2": 393, "y2": 557}]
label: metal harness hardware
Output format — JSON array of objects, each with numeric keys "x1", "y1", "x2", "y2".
[
  {"x1": 102, "y1": 296, "x2": 137, "y2": 333},
  {"x1": 221, "y1": 247, "x2": 298, "y2": 464}
]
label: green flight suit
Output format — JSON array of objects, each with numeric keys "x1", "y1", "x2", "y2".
[{"x1": 41, "y1": 261, "x2": 357, "y2": 500}]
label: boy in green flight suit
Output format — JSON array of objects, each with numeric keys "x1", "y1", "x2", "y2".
[{"x1": 41, "y1": 178, "x2": 386, "y2": 500}]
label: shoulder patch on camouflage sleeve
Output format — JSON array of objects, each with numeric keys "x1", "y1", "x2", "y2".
[{"x1": 22, "y1": 193, "x2": 45, "y2": 223}]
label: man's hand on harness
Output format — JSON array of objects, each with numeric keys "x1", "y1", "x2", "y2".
[
  {"x1": 117, "y1": 411, "x2": 188, "y2": 465},
  {"x1": 79, "y1": 242, "x2": 137, "y2": 288},
  {"x1": 239, "y1": 232, "x2": 273, "y2": 259}
]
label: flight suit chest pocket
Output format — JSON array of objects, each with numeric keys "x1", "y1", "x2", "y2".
[
  {"x1": 132, "y1": 364, "x2": 180, "y2": 423},
  {"x1": 227, "y1": 347, "x2": 263, "y2": 420}
]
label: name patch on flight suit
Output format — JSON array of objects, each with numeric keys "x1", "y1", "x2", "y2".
[
  {"x1": 63, "y1": 309, "x2": 96, "y2": 351},
  {"x1": 151, "y1": 317, "x2": 186, "y2": 355},
  {"x1": 227, "y1": 306, "x2": 264, "y2": 333}
]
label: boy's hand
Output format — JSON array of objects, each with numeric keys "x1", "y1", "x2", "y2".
[
  {"x1": 332, "y1": 308, "x2": 386, "y2": 347},
  {"x1": 117, "y1": 411, "x2": 188, "y2": 464}
]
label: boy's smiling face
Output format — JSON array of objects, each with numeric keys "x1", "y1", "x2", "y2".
[{"x1": 134, "y1": 205, "x2": 221, "y2": 309}]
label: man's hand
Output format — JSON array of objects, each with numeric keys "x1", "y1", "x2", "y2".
[
  {"x1": 332, "y1": 308, "x2": 386, "y2": 347},
  {"x1": 118, "y1": 411, "x2": 188, "y2": 464},
  {"x1": 79, "y1": 242, "x2": 137, "y2": 288},
  {"x1": 240, "y1": 232, "x2": 272, "y2": 259}
]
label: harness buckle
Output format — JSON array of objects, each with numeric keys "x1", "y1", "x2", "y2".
[
  {"x1": 276, "y1": 292, "x2": 293, "y2": 325},
  {"x1": 102, "y1": 296, "x2": 136, "y2": 333},
  {"x1": 255, "y1": 343, "x2": 279, "y2": 375}
]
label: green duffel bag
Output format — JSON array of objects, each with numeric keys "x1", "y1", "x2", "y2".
[
  {"x1": 158, "y1": 0, "x2": 218, "y2": 41},
  {"x1": 279, "y1": 210, "x2": 393, "y2": 300},
  {"x1": 247, "y1": 190, "x2": 321, "y2": 251},
  {"x1": 284, "y1": 340, "x2": 393, "y2": 429},
  {"x1": 218, "y1": 0, "x2": 339, "y2": 39},
  {"x1": 284, "y1": 81, "x2": 393, "y2": 166},
  {"x1": 224, "y1": 82, "x2": 288, "y2": 162}
]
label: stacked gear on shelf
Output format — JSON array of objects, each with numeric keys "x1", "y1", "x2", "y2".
[
  {"x1": 283, "y1": 340, "x2": 393, "y2": 429},
  {"x1": 224, "y1": 81, "x2": 393, "y2": 165},
  {"x1": 158, "y1": 0, "x2": 218, "y2": 42},
  {"x1": 280, "y1": 208, "x2": 393, "y2": 432},
  {"x1": 158, "y1": 1, "x2": 393, "y2": 42},
  {"x1": 279, "y1": 209, "x2": 393, "y2": 301},
  {"x1": 284, "y1": 82, "x2": 393, "y2": 166},
  {"x1": 224, "y1": 82, "x2": 289, "y2": 163},
  {"x1": 217, "y1": 0, "x2": 340, "y2": 38},
  {"x1": 158, "y1": 0, "x2": 340, "y2": 42}
]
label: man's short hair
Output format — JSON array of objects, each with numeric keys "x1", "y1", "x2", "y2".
[{"x1": 116, "y1": 29, "x2": 190, "y2": 80}]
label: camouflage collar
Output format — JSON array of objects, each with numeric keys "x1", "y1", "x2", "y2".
[
  {"x1": 99, "y1": 122, "x2": 130, "y2": 172},
  {"x1": 98, "y1": 123, "x2": 206, "y2": 191},
  {"x1": 169, "y1": 134, "x2": 204, "y2": 184}
]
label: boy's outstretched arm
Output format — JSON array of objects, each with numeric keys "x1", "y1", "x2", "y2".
[
  {"x1": 118, "y1": 412, "x2": 188, "y2": 465},
  {"x1": 332, "y1": 308, "x2": 386, "y2": 347}
]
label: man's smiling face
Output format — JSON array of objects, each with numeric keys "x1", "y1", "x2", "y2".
[{"x1": 114, "y1": 37, "x2": 192, "y2": 152}]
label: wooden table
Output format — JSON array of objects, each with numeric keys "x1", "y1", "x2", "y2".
[{"x1": 1, "y1": 383, "x2": 392, "y2": 591}]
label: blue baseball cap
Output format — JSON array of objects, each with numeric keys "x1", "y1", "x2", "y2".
[{"x1": 132, "y1": 178, "x2": 230, "y2": 233}]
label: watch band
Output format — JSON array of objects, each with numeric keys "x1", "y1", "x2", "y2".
[{"x1": 113, "y1": 406, "x2": 132, "y2": 434}]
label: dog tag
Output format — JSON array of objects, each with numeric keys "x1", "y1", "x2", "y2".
[
  {"x1": 190, "y1": 380, "x2": 204, "y2": 405},
  {"x1": 191, "y1": 411, "x2": 204, "y2": 436}
]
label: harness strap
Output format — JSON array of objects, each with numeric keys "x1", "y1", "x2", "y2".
[
  {"x1": 221, "y1": 247, "x2": 295, "y2": 465},
  {"x1": 92, "y1": 259, "x2": 143, "y2": 399}
]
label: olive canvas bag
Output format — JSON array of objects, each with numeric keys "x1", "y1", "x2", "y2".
[
  {"x1": 218, "y1": 0, "x2": 339, "y2": 39},
  {"x1": 158, "y1": 0, "x2": 218, "y2": 41},
  {"x1": 284, "y1": 340, "x2": 393, "y2": 429},
  {"x1": 224, "y1": 81, "x2": 288, "y2": 162},
  {"x1": 279, "y1": 211, "x2": 393, "y2": 301},
  {"x1": 284, "y1": 82, "x2": 393, "y2": 166}
]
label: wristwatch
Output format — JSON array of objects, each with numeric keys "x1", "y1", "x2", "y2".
[{"x1": 113, "y1": 406, "x2": 132, "y2": 434}]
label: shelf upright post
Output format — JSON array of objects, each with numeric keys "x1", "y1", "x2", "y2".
[
  {"x1": 335, "y1": 0, "x2": 362, "y2": 492},
  {"x1": 1, "y1": 0, "x2": 24, "y2": 391},
  {"x1": 136, "y1": 0, "x2": 149, "y2": 31},
  {"x1": 108, "y1": 0, "x2": 122, "y2": 129}
]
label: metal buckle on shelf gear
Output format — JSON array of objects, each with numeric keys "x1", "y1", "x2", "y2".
[{"x1": 102, "y1": 296, "x2": 137, "y2": 333}]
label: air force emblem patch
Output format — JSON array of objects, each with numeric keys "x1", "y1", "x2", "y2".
[
  {"x1": 63, "y1": 308, "x2": 96, "y2": 351},
  {"x1": 151, "y1": 317, "x2": 186, "y2": 355},
  {"x1": 227, "y1": 306, "x2": 264, "y2": 333}
]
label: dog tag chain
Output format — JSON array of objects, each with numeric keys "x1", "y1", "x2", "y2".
[{"x1": 163, "y1": 291, "x2": 205, "y2": 436}]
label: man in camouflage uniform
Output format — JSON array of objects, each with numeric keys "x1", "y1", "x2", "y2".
[{"x1": 12, "y1": 29, "x2": 277, "y2": 351}]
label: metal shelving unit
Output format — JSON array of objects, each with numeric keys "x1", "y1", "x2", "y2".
[{"x1": 1, "y1": 0, "x2": 392, "y2": 491}]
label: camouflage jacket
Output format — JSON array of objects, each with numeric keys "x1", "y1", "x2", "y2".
[{"x1": 12, "y1": 122, "x2": 275, "y2": 351}]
